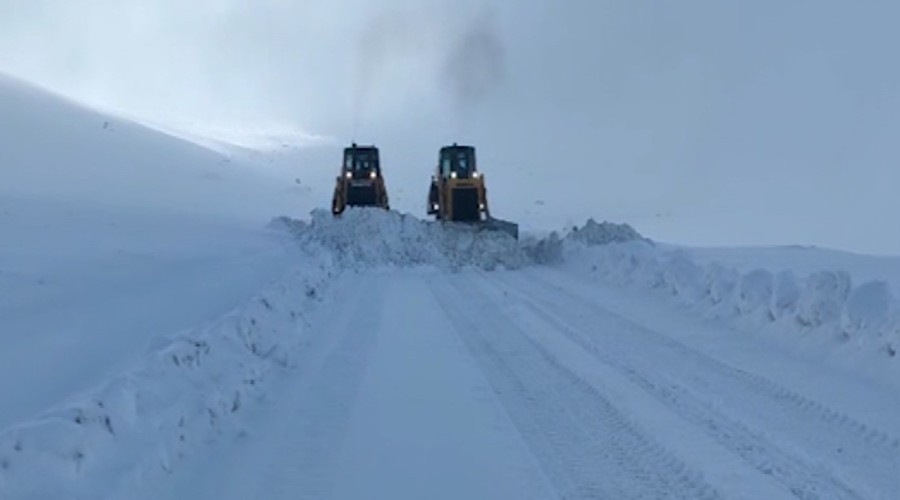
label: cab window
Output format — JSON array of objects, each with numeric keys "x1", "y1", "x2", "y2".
[{"x1": 457, "y1": 153, "x2": 470, "y2": 176}]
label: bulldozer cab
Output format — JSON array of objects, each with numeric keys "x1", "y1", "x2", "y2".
[
  {"x1": 438, "y1": 144, "x2": 477, "y2": 180},
  {"x1": 343, "y1": 145, "x2": 381, "y2": 179},
  {"x1": 332, "y1": 143, "x2": 390, "y2": 214}
]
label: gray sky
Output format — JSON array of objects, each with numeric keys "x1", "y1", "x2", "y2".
[{"x1": 2, "y1": 1, "x2": 899, "y2": 253}]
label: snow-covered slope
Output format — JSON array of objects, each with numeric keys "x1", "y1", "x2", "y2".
[
  {"x1": 0, "y1": 73, "x2": 299, "y2": 218},
  {"x1": 0, "y1": 75, "x2": 309, "y2": 434}
]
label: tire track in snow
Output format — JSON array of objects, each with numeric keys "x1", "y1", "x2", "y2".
[
  {"x1": 149, "y1": 273, "x2": 385, "y2": 500},
  {"x1": 483, "y1": 270, "x2": 894, "y2": 500},
  {"x1": 283, "y1": 299, "x2": 382, "y2": 499},
  {"x1": 431, "y1": 274, "x2": 723, "y2": 500}
]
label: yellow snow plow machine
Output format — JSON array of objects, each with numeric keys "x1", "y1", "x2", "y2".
[
  {"x1": 332, "y1": 143, "x2": 390, "y2": 215},
  {"x1": 427, "y1": 144, "x2": 518, "y2": 239}
]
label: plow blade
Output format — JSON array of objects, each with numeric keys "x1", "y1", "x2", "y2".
[{"x1": 480, "y1": 217, "x2": 519, "y2": 239}]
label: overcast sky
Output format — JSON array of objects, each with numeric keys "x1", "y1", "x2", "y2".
[{"x1": 2, "y1": 1, "x2": 899, "y2": 252}]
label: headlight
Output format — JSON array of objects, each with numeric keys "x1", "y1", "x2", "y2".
[
  {"x1": 472, "y1": 172, "x2": 480, "y2": 179},
  {"x1": 432, "y1": 203, "x2": 439, "y2": 210},
  {"x1": 369, "y1": 171, "x2": 377, "y2": 179},
  {"x1": 345, "y1": 172, "x2": 352, "y2": 179},
  {"x1": 479, "y1": 203, "x2": 486, "y2": 211},
  {"x1": 450, "y1": 171, "x2": 457, "y2": 179}
]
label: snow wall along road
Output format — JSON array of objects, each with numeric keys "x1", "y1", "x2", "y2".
[{"x1": 1, "y1": 208, "x2": 898, "y2": 498}]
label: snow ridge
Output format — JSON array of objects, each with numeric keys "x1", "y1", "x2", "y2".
[
  {"x1": 521, "y1": 218, "x2": 648, "y2": 264},
  {"x1": 561, "y1": 236, "x2": 900, "y2": 360},
  {"x1": 275, "y1": 209, "x2": 900, "y2": 362},
  {"x1": 273, "y1": 208, "x2": 527, "y2": 271},
  {"x1": 0, "y1": 258, "x2": 335, "y2": 499}
]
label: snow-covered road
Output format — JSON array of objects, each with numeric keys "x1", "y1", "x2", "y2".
[{"x1": 136, "y1": 267, "x2": 900, "y2": 500}]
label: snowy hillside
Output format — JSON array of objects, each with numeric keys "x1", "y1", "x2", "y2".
[
  {"x1": 0, "y1": 75, "x2": 309, "y2": 437},
  {"x1": 1, "y1": 73, "x2": 899, "y2": 499},
  {"x1": 0, "y1": 73, "x2": 304, "y2": 218}
]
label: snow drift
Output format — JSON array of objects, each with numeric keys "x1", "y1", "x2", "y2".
[
  {"x1": 0, "y1": 72, "x2": 312, "y2": 435},
  {"x1": 275, "y1": 209, "x2": 900, "y2": 363},
  {"x1": 558, "y1": 232, "x2": 900, "y2": 361},
  {"x1": 274, "y1": 208, "x2": 528, "y2": 271},
  {"x1": 0, "y1": 73, "x2": 326, "y2": 498},
  {"x1": 521, "y1": 218, "x2": 649, "y2": 264},
  {"x1": 0, "y1": 256, "x2": 336, "y2": 499}
]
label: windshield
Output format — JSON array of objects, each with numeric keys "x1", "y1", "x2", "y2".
[
  {"x1": 345, "y1": 150, "x2": 379, "y2": 172},
  {"x1": 440, "y1": 148, "x2": 475, "y2": 178},
  {"x1": 353, "y1": 156, "x2": 376, "y2": 171},
  {"x1": 456, "y1": 152, "x2": 471, "y2": 176}
]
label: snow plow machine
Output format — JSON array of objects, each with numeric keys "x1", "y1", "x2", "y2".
[
  {"x1": 332, "y1": 143, "x2": 390, "y2": 215},
  {"x1": 427, "y1": 144, "x2": 518, "y2": 239}
]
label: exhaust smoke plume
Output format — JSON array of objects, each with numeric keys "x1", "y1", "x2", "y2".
[
  {"x1": 350, "y1": 7, "x2": 507, "y2": 138},
  {"x1": 439, "y1": 15, "x2": 507, "y2": 112}
]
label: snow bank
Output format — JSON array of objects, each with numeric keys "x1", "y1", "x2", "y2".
[
  {"x1": 273, "y1": 208, "x2": 527, "y2": 271},
  {"x1": 568, "y1": 218, "x2": 649, "y2": 246},
  {"x1": 0, "y1": 255, "x2": 336, "y2": 499},
  {"x1": 0, "y1": 206, "x2": 528, "y2": 497},
  {"x1": 0, "y1": 195, "x2": 306, "y2": 432},
  {"x1": 561, "y1": 236, "x2": 900, "y2": 360},
  {"x1": 522, "y1": 218, "x2": 647, "y2": 264}
]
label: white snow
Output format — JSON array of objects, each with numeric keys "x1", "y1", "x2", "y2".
[
  {"x1": 1, "y1": 73, "x2": 899, "y2": 499},
  {"x1": 3, "y1": 202, "x2": 900, "y2": 498},
  {"x1": 0, "y1": 259, "x2": 335, "y2": 499},
  {"x1": 554, "y1": 222, "x2": 900, "y2": 370},
  {"x1": 0, "y1": 196, "x2": 301, "y2": 430},
  {"x1": 274, "y1": 208, "x2": 525, "y2": 270},
  {"x1": 0, "y1": 74, "x2": 312, "y2": 433},
  {"x1": 0, "y1": 74, "x2": 322, "y2": 497},
  {"x1": 0, "y1": 72, "x2": 318, "y2": 227}
]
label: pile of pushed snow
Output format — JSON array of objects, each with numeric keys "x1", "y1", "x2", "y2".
[
  {"x1": 522, "y1": 218, "x2": 648, "y2": 264},
  {"x1": 567, "y1": 218, "x2": 649, "y2": 246},
  {"x1": 274, "y1": 208, "x2": 528, "y2": 270},
  {"x1": 0, "y1": 257, "x2": 335, "y2": 499},
  {"x1": 560, "y1": 239, "x2": 900, "y2": 359}
]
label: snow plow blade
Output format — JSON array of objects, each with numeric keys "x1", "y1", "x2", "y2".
[{"x1": 480, "y1": 217, "x2": 519, "y2": 239}]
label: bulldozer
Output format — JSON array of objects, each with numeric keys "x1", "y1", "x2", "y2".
[
  {"x1": 332, "y1": 143, "x2": 390, "y2": 215},
  {"x1": 427, "y1": 144, "x2": 518, "y2": 238}
]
